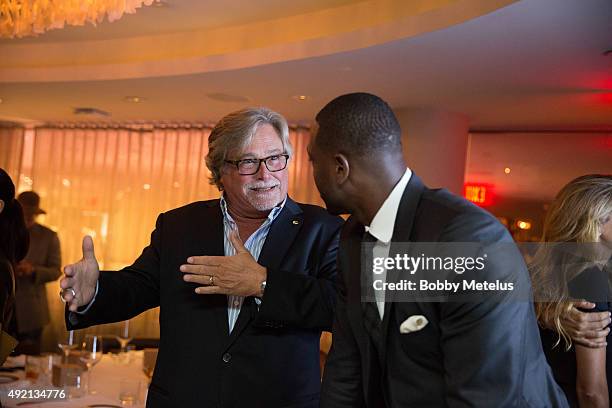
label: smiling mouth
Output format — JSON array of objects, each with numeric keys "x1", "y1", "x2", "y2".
[{"x1": 250, "y1": 186, "x2": 278, "y2": 192}]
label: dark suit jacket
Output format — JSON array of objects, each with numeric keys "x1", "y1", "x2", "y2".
[
  {"x1": 15, "y1": 223, "x2": 61, "y2": 333},
  {"x1": 321, "y1": 174, "x2": 568, "y2": 408},
  {"x1": 67, "y1": 198, "x2": 343, "y2": 408}
]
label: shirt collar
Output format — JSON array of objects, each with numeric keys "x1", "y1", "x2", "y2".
[
  {"x1": 365, "y1": 168, "x2": 412, "y2": 244},
  {"x1": 219, "y1": 194, "x2": 286, "y2": 225}
]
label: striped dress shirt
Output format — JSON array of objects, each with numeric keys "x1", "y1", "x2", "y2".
[{"x1": 219, "y1": 195, "x2": 285, "y2": 333}]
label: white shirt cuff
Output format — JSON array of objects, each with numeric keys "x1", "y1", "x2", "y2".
[{"x1": 75, "y1": 280, "x2": 99, "y2": 314}]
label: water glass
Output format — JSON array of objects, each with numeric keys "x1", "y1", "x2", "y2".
[{"x1": 119, "y1": 378, "x2": 141, "y2": 406}]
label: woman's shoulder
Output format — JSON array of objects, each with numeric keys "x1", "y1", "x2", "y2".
[{"x1": 569, "y1": 265, "x2": 609, "y2": 311}]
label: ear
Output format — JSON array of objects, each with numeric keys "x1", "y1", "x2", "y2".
[
  {"x1": 0, "y1": 199, "x2": 4, "y2": 214},
  {"x1": 333, "y1": 154, "x2": 350, "y2": 185}
]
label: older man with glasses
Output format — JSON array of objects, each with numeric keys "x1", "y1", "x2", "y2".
[{"x1": 60, "y1": 107, "x2": 343, "y2": 408}]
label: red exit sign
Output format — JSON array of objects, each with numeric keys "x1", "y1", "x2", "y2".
[{"x1": 464, "y1": 183, "x2": 493, "y2": 206}]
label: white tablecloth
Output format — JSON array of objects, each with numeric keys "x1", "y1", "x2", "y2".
[{"x1": 0, "y1": 351, "x2": 149, "y2": 408}]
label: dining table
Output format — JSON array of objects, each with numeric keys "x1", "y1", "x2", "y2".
[{"x1": 0, "y1": 350, "x2": 150, "y2": 408}]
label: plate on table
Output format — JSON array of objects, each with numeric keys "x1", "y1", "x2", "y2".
[{"x1": 0, "y1": 373, "x2": 19, "y2": 383}]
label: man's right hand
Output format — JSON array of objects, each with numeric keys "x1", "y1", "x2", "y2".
[
  {"x1": 59, "y1": 236, "x2": 100, "y2": 312},
  {"x1": 560, "y1": 300, "x2": 611, "y2": 348}
]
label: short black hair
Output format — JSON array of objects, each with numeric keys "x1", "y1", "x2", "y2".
[{"x1": 315, "y1": 92, "x2": 402, "y2": 155}]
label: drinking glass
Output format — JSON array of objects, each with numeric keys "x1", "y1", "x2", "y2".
[
  {"x1": 25, "y1": 355, "x2": 41, "y2": 382},
  {"x1": 79, "y1": 335, "x2": 103, "y2": 394},
  {"x1": 142, "y1": 348, "x2": 158, "y2": 384},
  {"x1": 119, "y1": 378, "x2": 141, "y2": 406},
  {"x1": 58, "y1": 330, "x2": 78, "y2": 363},
  {"x1": 115, "y1": 320, "x2": 132, "y2": 354}
]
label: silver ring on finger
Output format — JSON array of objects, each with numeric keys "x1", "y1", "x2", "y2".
[
  {"x1": 59, "y1": 287, "x2": 77, "y2": 303},
  {"x1": 209, "y1": 275, "x2": 214, "y2": 285}
]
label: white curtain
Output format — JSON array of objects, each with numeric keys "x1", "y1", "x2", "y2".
[
  {"x1": 0, "y1": 125, "x2": 25, "y2": 184},
  {"x1": 13, "y1": 124, "x2": 322, "y2": 349}
]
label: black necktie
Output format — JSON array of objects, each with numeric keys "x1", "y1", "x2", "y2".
[{"x1": 362, "y1": 231, "x2": 383, "y2": 353}]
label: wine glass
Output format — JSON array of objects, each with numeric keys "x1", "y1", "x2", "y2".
[
  {"x1": 79, "y1": 335, "x2": 104, "y2": 394},
  {"x1": 58, "y1": 330, "x2": 78, "y2": 363},
  {"x1": 115, "y1": 320, "x2": 132, "y2": 354}
]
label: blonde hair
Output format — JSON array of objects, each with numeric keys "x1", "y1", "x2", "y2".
[
  {"x1": 205, "y1": 107, "x2": 292, "y2": 190},
  {"x1": 531, "y1": 174, "x2": 612, "y2": 349}
]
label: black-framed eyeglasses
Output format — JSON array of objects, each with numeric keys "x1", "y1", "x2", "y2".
[{"x1": 224, "y1": 154, "x2": 289, "y2": 175}]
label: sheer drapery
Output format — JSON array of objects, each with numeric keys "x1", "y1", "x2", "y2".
[
  {"x1": 18, "y1": 124, "x2": 321, "y2": 348},
  {"x1": 0, "y1": 125, "x2": 25, "y2": 183}
]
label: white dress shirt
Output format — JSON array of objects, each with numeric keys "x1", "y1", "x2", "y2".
[{"x1": 365, "y1": 167, "x2": 412, "y2": 318}]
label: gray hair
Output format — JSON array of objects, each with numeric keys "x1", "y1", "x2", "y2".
[{"x1": 206, "y1": 107, "x2": 292, "y2": 190}]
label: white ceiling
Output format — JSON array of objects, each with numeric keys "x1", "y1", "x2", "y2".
[{"x1": 0, "y1": 0, "x2": 610, "y2": 129}]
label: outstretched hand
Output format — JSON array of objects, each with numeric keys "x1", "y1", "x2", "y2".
[{"x1": 59, "y1": 236, "x2": 100, "y2": 312}]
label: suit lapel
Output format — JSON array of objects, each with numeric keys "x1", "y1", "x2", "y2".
[
  {"x1": 222, "y1": 197, "x2": 304, "y2": 350},
  {"x1": 342, "y1": 219, "x2": 386, "y2": 401},
  {"x1": 198, "y1": 200, "x2": 231, "y2": 339},
  {"x1": 380, "y1": 174, "x2": 425, "y2": 362},
  {"x1": 256, "y1": 198, "x2": 303, "y2": 273}
]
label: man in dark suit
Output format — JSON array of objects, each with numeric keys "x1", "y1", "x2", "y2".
[
  {"x1": 59, "y1": 107, "x2": 343, "y2": 408},
  {"x1": 310, "y1": 93, "x2": 568, "y2": 407}
]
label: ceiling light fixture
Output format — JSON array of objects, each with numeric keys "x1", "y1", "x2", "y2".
[
  {"x1": 124, "y1": 96, "x2": 145, "y2": 103},
  {"x1": 0, "y1": 0, "x2": 159, "y2": 39},
  {"x1": 292, "y1": 95, "x2": 308, "y2": 101},
  {"x1": 73, "y1": 107, "x2": 110, "y2": 116},
  {"x1": 206, "y1": 93, "x2": 250, "y2": 103}
]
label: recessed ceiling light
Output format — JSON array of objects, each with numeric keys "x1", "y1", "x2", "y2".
[
  {"x1": 504, "y1": 167, "x2": 511, "y2": 174},
  {"x1": 73, "y1": 107, "x2": 110, "y2": 117},
  {"x1": 206, "y1": 93, "x2": 251, "y2": 103},
  {"x1": 292, "y1": 95, "x2": 308, "y2": 101},
  {"x1": 124, "y1": 96, "x2": 145, "y2": 103}
]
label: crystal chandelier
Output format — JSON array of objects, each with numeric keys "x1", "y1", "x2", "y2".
[{"x1": 0, "y1": 0, "x2": 158, "y2": 39}]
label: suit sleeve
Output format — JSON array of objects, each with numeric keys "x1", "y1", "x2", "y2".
[
  {"x1": 438, "y1": 211, "x2": 535, "y2": 407},
  {"x1": 66, "y1": 214, "x2": 163, "y2": 329},
  {"x1": 320, "y1": 254, "x2": 366, "y2": 408},
  {"x1": 255, "y1": 218, "x2": 342, "y2": 331},
  {"x1": 33, "y1": 232, "x2": 61, "y2": 285}
]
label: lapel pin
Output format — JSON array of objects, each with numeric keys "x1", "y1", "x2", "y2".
[{"x1": 292, "y1": 220, "x2": 300, "y2": 225}]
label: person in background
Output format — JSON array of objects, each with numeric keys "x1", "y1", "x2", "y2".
[
  {"x1": 531, "y1": 174, "x2": 612, "y2": 407},
  {"x1": 13, "y1": 190, "x2": 61, "y2": 354},
  {"x1": 0, "y1": 168, "x2": 29, "y2": 364}
]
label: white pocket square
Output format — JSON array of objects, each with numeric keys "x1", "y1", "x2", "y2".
[{"x1": 400, "y1": 315, "x2": 429, "y2": 334}]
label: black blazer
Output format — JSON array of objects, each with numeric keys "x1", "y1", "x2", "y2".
[
  {"x1": 67, "y1": 198, "x2": 343, "y2": 408},
  {"x1": 321, "y1": 174, "x2": 568, "y2": 408}
]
